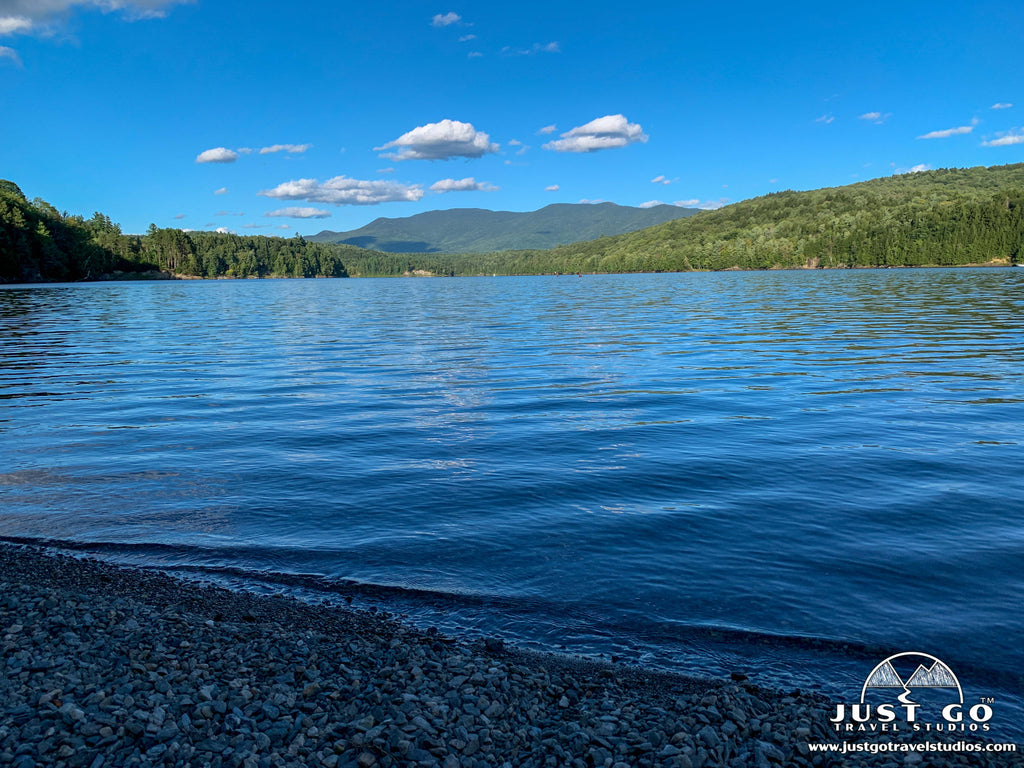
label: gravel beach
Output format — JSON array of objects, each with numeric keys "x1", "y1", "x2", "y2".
[{"x1": 1, "y1": 545, "x2": 1018, "y2": 768}]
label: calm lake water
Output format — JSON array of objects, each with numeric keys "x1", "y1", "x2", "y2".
[{"x1": 2, "y1": 270, "x2": 1023, "y2": 733}]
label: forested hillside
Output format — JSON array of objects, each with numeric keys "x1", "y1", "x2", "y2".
[
  {"x1": 341, "y1": 164, "x2": 1024, "y2": 276},
  {"x1": 4, "y1": 164, "x2": 1022, "y2": 283},
  {"x1": 310, "y1": 202, "x2": 697, "y2": 253},
  {"x1": 0, "y1": 181, "x2": 354, "y2": 282}
]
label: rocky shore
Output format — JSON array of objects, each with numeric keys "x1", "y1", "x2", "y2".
[{"x1": 0, "y1": 545, "x2": 1017, "y2": 768}]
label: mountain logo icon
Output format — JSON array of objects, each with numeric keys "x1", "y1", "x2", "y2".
[{"x1": 860, "y1": 652, "x2": 963, "y2": 704}]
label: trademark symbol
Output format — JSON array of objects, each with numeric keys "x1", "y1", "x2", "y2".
[{"x1": 980, "y1": 697, "x2": 995, "y2": 705}]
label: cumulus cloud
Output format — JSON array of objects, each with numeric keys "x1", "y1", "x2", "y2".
[
  {"x1": 917, "y1": 119, "x2": 977, "y2": 139},
  {"x1": 259, "y1": 143, "x2": 312, "y2": 155},
  {"x1": 264, "y1": 207, "x2": 332, "y2": 219},
  {"x1": 673, "y1": 199, "x2": 700, "y2": 207},
  {"x1": 537, "y1": 124, "x2": 557, "y2": 135},
  {"x1": 431, "y1": 11, "x2": 460, "y2": 27},
  {"x1": 196, "y1": 147, "x2": 238, "y2": 164},
  {"x1": 639, "y1": 200, "x2": 664, "y2": 208},
  {"x1": 543, "y1": 114, "x2": 647, "y2": 153},
  {"x1": 214, "y1": 187, "x2": 228, "y2": 195},
  {"x1": 0, "y1": 45, "x2": 21, "y2": 65},
  {"x1": 545, "y1": 184, "x2": 559, "y2": 191},
  {"x1": 982, "y1": 129, "x2": 1024, "y2": 147},
  {"x1": 991, "y1": 103, "x2": 1013, "y2": 110},
  {"x1": 215, "y1": 227, "x2": 230, "y2": 234},
  {"x1": 429, "y1": 177, "x2": 498, "y2": 193},
  {"x1": 376, "y1": 119, "x2": 498, "y2": 161},
  {"x1": 258, "y1": 176, "x2": 425, "y2": 206}
]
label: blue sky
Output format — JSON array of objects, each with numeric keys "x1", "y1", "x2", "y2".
[{"x1": 1, "y1": 0, "x2": 1022, "y2": 236}]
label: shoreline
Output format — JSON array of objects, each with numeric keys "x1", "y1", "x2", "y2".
[
  {"x1": 1, "y1": 545, "x2": 1016, "y2": 767},
  {"x1": 0, "y1": 261, "x2": 1016, "y2": 285}
]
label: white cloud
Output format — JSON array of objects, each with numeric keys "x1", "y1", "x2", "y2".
[
  {"x1": 503, "y1": 41, "x2": 560, "y2": 55},
  {"x1": 458, "y1": 34, "x2": 475, "y2": 42},
  {"x1": 894, "y1": 164, "x2": 931, "y2": 174},
  {"x1": 982, "y1": 129, "x2": 1024, "y2": 147},
  {"x1": 651, "y1": 175, "x2": 671, "y2": 185},
  {"x1": 0, "y1": 16, "x2": 32, "y2": 35},
  {"x1": 258, "y1": 176, "x2": 425, "y2": 206},
  {"x1": 673, "y1": 198, "x2": 727, "y2": 210},
  {"x1": 376, "y1": 119, "x2": 498, "y2": 161},
  {"x1": 467, "y1": 51, "x2": 482, "y2": 58},
  {"x1": 537, "y1": 124, "x2": 557, "y2": 135},
  {"x1": 377, "y1": 167, "x2": 395, "y2": 174},
  {"x1": 259, "y1": 143, "x2": 312, "y2": 155},
  {"x1": 429, "y1": 177, "x2": 498, "y2": 193},
  {"x1": 858, "y1": 111, "x2": 890, "y2": 124},
  {"x1": 215, "y1": 227, "x2": 230, "y2": 234},
  {"x1": 543, "y1": 114, "x2": 647, "y2": 153},
  {"x1": 545, "y1": 184, "x2": 559, "y2": 192},
  {"x1": 277, "y1": 224, "x2": 290, "y2": 230},
  {"x1": 0, "y1": 45, "x2": 21, "y2": 65},
  {"x1": 237, "y1": 147, "x2": 253, "y2": 155},
  {"x1": 172, "y1": 213, "x2": 185, "y2": 219},
  {"x1": 214, "y1": 187, "x2": 228, "y2": 195},
  {"x1": 639, "y1": 200, "x2": 664, "y2": 208},
  {"x1": 815, "y1": 114, "x2": 835, "y2": 124},
  {"x1": 196, "y1": 147, "x2": 238, "y2": 164},
  {"x1": 578, "y1": 198, "x2": 606, "y2": 204},
  {"x1": 991, "y1": 103, "x2": 1013, "y2": 110},
  {"x1": 431, "y1": 11, "x2": 460, "y2": 27},
  {"x1": 264, "y1": 207, "x2": 332, "y2": 219},
  {"x1": 508, "y1": 139, "x2": 522, "y2": 146},
  {"x1": 0, "y1": 1, "x2": 191, "y2": 30},
  {"x1": 917, "y1": 119, "x2": 978, "y2": 139}
]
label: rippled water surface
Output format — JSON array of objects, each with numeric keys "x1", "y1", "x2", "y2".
[{"x1": 2, "y1": 270, "x2": 1023, "y2": 730}]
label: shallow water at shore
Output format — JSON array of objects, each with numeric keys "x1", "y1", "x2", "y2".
[{"x1": 1, "y1": 269, "x2": 1023, "y2": 733}]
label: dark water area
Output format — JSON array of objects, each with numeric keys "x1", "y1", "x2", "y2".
[{"x1": 2, "y1": 269, "x2": 1022, "y2": 737}]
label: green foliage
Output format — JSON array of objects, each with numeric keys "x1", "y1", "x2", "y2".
[
  {"x1": 509, "y1": 164, "x2": 1024, "y2": 274},
  {"x1": 4, "y1": 164, "x2": 1023, "y2": 283},
  {"x1": 0, "y1": 181, "x2": 352, "y2": 283}
]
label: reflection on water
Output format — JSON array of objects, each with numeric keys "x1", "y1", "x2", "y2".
[{"x1": 1, "y1": 269, "x2": 1023, "y2": 732}]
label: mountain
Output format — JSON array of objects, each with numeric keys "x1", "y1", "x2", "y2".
[
  {"x1": 506, "y1": 163, "x2": 1024, "y2": 273},
  {"x1": 336, "y1": 163, "x2": 1024, "y2": 276},
  {"x1": 307, "y1": 202, "x2": 698, "y2": 253}
]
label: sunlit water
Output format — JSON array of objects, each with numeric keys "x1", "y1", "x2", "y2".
[{"x1": 2, "y1": 270, "x2": 1022, "y2": 736}]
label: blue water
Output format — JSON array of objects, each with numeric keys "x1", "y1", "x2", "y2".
[{"x1": 2, "y1": 270, "x2": 1023, "y2": 735}]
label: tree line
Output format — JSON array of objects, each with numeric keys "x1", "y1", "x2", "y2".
[
  {"x1": 0, "y1": 180, "x2": 352, "y2": 283},
  {"x1": 4, "y1": 164, "x2": 1023, "y2": 283}
]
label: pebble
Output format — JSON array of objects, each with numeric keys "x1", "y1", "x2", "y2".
[{"x1": 0, "y1": 545, "x2": 1013, "y2": 768}]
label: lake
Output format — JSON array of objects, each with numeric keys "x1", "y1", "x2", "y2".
[{"x1": 2, "y1": 269, "x2": 1022, "y2": 735}]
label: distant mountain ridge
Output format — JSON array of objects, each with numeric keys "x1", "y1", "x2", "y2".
[{"x1": 308, "y1": 202, "x2": 698, "y2": 253}]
